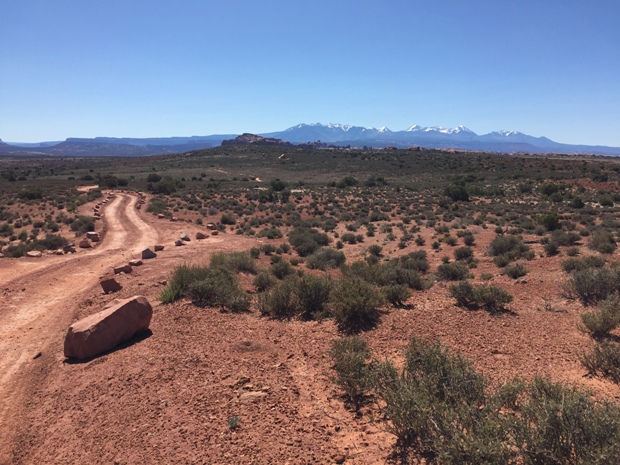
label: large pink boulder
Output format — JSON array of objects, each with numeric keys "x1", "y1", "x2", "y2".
[{"x1": 64, "y1": 296, "x2": 152, "y2": 359}]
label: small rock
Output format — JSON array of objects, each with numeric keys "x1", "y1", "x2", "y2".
[
  {"x1": 114, "y1": 264, "x2": 132, "y2": 274},
  {"x1": 129, "y1": 259, "x2": 143, "y2": 266},
  {"x1": 196, "y1": 232, "x2": 207, "y2": 240},
  {"x1": 63, "y1": 245, "x2": 76, "y2": 253},
  {"x1": 86, "y1": 231, "x2": 100, "y2": 242},
  {"x1": 157, "y1": 214, "x2": 165, "y2": 219},
  {"x1": 206, "y1": 223, "x2": 216, "y2": 230},
  {"x1": 333, "y1": 454, "x2": 346, "y2": 464},
  {"x1": 33, "y1": 352, "x2": 42, "y2": 360},
  {"x1": 239, "y1": 391, "x2": 268, "y2": 403},
  {"x1": 142, "y1": 248, "x2": 157, "y2": 259},
  {"x1": 171, "y1": 217, "x2": 179, "y2": 222},
  {"x1": 175, "y1": 239, "x2": 185, "y2": 246},
  {"x1": 78, "y1": 239, "x2": 92, "y2": 249},
  {"x1": 101, "y1": 278, "x2": 122, "y2": 294},
  {"x1": 154, "y1": 244, "x2": 165, "y2": 252},
  {"x1": 211, "y1": 230, "x2": 219, "y2": 236},
  {"x1": 180, "y1": 233, "x2": 191, "y2": 241},
  {"x1": 26, "y1": 251, "x2": 42, "y2": 258}
]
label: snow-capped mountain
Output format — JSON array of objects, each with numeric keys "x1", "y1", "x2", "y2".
[
  {"x1": 3, "y1": 123, "x2": 620, "y2": 156},
  {"x1": 261, "y1": 123, "x2": 620, "y2": 155}
]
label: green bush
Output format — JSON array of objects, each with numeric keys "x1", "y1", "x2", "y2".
[
  {"x1": 436, "y1": 262, "x2": 470, "y2": 281},
  {"x1": 564, "y1": 267, "x2": 619, "y2": 305},
  {"x1": 257, "y1": 279, "x2": 298, "y2": 319},
  {"x1": 453, "y1": 246, "x2": 473, "y2": 262},
  {"x1": 330, "y1": 277, "x2": 384, "y2": 332},
  {"x1": 305, "y1": 247, "x2": 346, "y2": 270},
  {"x1": 329, "y1": 337, "x2": 372, "y2": 409},
  {"x1": 450, "y1": 281, "x2": 513, "y2": 312},
  {"x1": 581, "y1": 340, "x2": 620, "y2": 382},
  {"x1": 296, "y1": 274, "x2": 332, "y2": 320},
  {"x1": 561, "y1": 255, "x2": 605, "y2": 273},
  {"x1": 209, "y1": 252, "x2": 256, "y2": 274},
  {"x1": 487, "y1": 235, "x2": 531, "y2": 263},
  {"x1": 146, "y1": 173, "x2": 162, "y2": 183},
  {"x1": 220, "y1": 213, "x2": 236, "y2": 225},
  {"x1": 589, "y1": 231, "x2": 617, "y2": 254},
  {"x1": 382, "y1": 284, "x2": 411, "y2": 307},
  {"x1": 70, "y1": 216, "x2": 95, "y2": 235},
  {"x1": 270, "y1": 259, "x2": 294, "y2": 280},
  {"x1": 503, "y1": 263, "x2": 528, "y2": 279},
  {"x1": 186, "y1": 268, "x2": 249, "y2": 312},
  {"x1": 256, "y1": 227, "x2": 283, "y2": 239},
  {"x1": 158, "y1": 264, "x2": 216, "y2": 303},
  {"x1": 289, "y1": 226, "x2": 330, "y2": 257},
  {"x1": 580, "y1": 296, "x2": 620, "y2": 338},
  {"x1": 253, "y1": 271, "x2": 275, "y2": 292}
]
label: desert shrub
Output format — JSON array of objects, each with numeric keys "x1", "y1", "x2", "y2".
[
  {"x1": 70, "y1": 216, "x2": 95, "y2": 235},
  {"x1": 581, "y1": 340, "x2": 620, "y2": 382},
  {"x1": 256, "y1": 227, "x2": 283, "y2": 239},
  {"x1": 543, "y1": 240, "x2": 560, "y2": 256},
  {"x1": 253, "y1": 271, "x2": 276, "y2": 292},
  {"x1": 305, "y1": 247, "x2": 346, "y2": 270},
  {"x1": 261, "y1": 243, "x2": 277, "y2": 255},
  {"x1": 382, "y1": 284, "x2": 411, "y2": 306},
  {"x1": 589, "y1": 230, "x2": 617, "y2": 254},
  {"x1": 450, "y1": 281, "x2": 513, "y2": 312},
  {"x1": 289, "y1": 226, "x2": 330, "y2": 256},
  {"x1": 186, "y1": 268, "x2": 250, "y2": 312},
  {"x1": 444, "y1": 185, "x2": 470, "y2": 202},
  {"x1": 38, "y1": 233, "x2": 69, "y2": 250},
  {"x1": 580, "y1": 296, "x2": 620, "y2": 338},
  {"x1": 436, "y1": 262, "x2": 469, "y2": 281},
  {"x1": 147, "y1": 198, "x2": 168, "y2": 215},
  {"x1": 462, "y1": 233, "x2": 475, "y2": 246},
  {"x1": 564, "y1": 267, "x2": 619, "y2": 305},
  {"x1": 488, "y1": 235, "x2": 531, "y2": 264},
  {"x1": 19, "y1": 187, "x2": 43, "y2": 200},
  {"x1": 561, "y1": 255, "x2": 605, "y2": 273},
  {"x1": 329, "y1": 337, "x2": 372, "y2": 409},
  {"x1": 220, "y1": 213, "x2": 236, "y2": 225},
  {"x1": 367, "y1": 244, "x2": 383, "y2": 256},
  {"x1": 344, "y1": 260, "x2": 428, "y2": 291},
  {"x1": 453, "y1": 246, "x2": 473, "y2": 262},
  {"x1": 330, "y1": 277, "x2": 384, "y2": 332},
  {"x1": 146, "y1": 173, "x2": 162, "y2": 183},
  {"x1": 270, "y1": 259, "x2": 294, "y2": 280},
  {"x1": 507, "y1": 376, "x2": 620, "y2": 464},
  {"x1": 158, "y1": 264, "x2": 216, "y2": 303},
  {"x1": 296, "y1": 274, "x2": 333, "y2": 320},
  {"x1": 249, "y1": 247, "x2": 261, "y2": 259},
  {"x1": 257, "y1": 278, "x2": 298, "y2": 319},
  {"x1": 538, "y1": 211, "x2": 561, "y2": 231},
  {"x1": 2, "y1": 243, "x2": 28, "y2": 258},
  {"x1": 399, "y1": 250, "x2": 430, "y2": 273},
  {"x1": 503, "y1": 263, "x2": 528, "y2": 279},
  {"x1": 373, "y1": 338, "x2": 490, "y2": 454},
  {"x1": 209, "y1": 252, "x2": 256, "y2": 274}
]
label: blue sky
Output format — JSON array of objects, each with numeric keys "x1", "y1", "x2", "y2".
[{"x1": 1, "y1": 0, "x2": 619, "y2": 145}]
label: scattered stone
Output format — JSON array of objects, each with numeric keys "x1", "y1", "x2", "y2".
[
  {"x1": 86, "y1": 231, "x2": 100, "y2": 242},
  {"x1": 196, "y1": 232, "x2": 207, "y2": 240},
  {"x1": 180, "y1": 233, "x2": 191, "y2": 241},
  {"x1": 0, "y1": 253, "x2": 4, "y2": 258},
  {"x1": 79, "y1": 239, "x2": 92, "y2": 249},
  {"x1": 175, "y1": 239, "x2": 185, "y2": 246},
  {"x1": 64, "y1": 295, "x2": 153, "y2": 359},
  {"x1": 154, "y1": 244, "x2": 165, "y2": 252},
  {"x1": 114, "y1": 264, "x2": 132, "y2": 274},
  {"x1": 238, "y1": 391, "x2": 268, "y2": 403},
  {"x1": 63, "y1": 245, "x2": 77, "y2": 253},
  {"x1": 171, "y1": 217, "x2": 179, "y2": 222},
  {"x1": 141, "y1": 248, "x2": 157, "y2": 259},
  {"x1": 129, "y1": 259, "x2": 143, "y2": 266},
  {"x1": 206, "y1": 223, "x2": 216, "y2": 230},
  {"x1": 100, "y1": 278, "x2": 122, "y2": 294},
  {"x1": 211, "y1": 230, "x2": 219, "y2": 236},
  {"x1": 157, "y1": 214, "x2": 165, "y2": 219},
  {"x1": 26, "y1": 251, "x2": 42, "y2": 258},
  {"x1": 33, "y1": 352, "x2": 42, "y2": 360},
  {"x1": 54, "y1": 249, "x2": 64, "y2": 255}
]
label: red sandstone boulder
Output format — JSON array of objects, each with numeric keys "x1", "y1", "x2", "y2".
[
  {"x1": 64, "y1": 296, "x2": 152, "y2": 359},
  {"x1": 154, "y1": 244, "x2": 165, "y2": 252},
  {"x1": 100, "y1": 278, "x2": 122, "y2": 294},
  {"x1": 114, "y1": 264, "x2": 132, "y2": 274},
  {"x1": 79, "y1": 239, "x2": 92, "y2": 248},
  {"x1": 196, "y1": 232, "x2": 207, "y2": 240},
  {"x1": 142, "y1": 248, "x2": 157, "y2": 259},
  {"x1": 86, "y1": 231, "x2": 100, "y2": 242}
]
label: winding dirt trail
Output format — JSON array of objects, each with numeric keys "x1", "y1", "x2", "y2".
[{"x1": 0, "y1": 192, "x2": 158, "y2": 463}]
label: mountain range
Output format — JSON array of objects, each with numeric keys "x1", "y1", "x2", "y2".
[{"x1": 2, "y1": 123, "x2": 619, "y2": 157}]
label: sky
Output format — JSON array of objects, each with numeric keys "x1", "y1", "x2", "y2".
[{"x1": 1, "y1": 0, "x2": 619, "y2": 146}]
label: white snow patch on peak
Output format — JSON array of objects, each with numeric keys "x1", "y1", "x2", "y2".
[
  {"x1": 492, "y1": 130, "x2": 521, "y2": 136},
  {"x1": 377, "y1": 126, "x2": 391, "y2": 133},
  {"x1": 406, "y1": 124, "x2": 423, "y2": 132}
]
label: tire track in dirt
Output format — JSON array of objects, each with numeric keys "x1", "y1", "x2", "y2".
[{"x1": 0, "y1": 192, "x2": 159, "y2": 463}]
